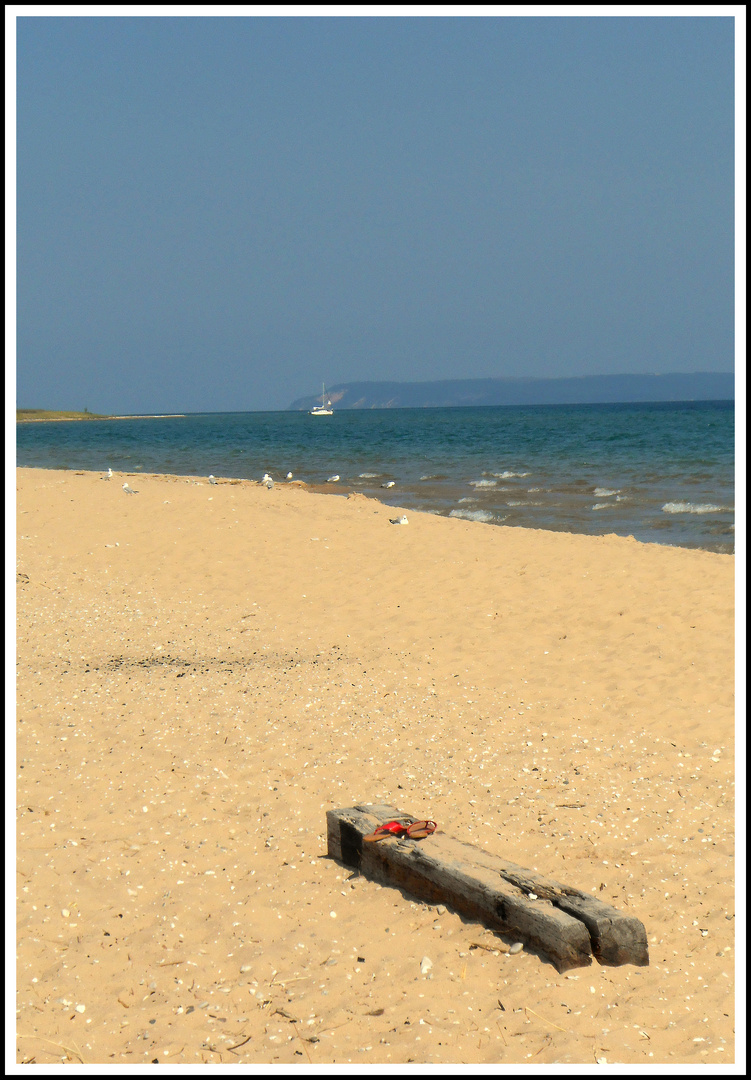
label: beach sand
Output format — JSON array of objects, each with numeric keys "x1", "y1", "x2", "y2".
[{"x1": 15, "y1": 467, "x2": 736, "y2": 1067}]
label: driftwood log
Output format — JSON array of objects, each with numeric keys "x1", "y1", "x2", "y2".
[{"x1": 327, "y1": 804, "x2": 648, "y2": 973}]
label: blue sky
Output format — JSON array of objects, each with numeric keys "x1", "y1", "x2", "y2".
[{"x1": 13, "y1": 10, "x2": 737, "y2": 413}]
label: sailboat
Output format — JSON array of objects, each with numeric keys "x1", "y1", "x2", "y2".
[{"x1": 309, "y1": 383, "x2": 333, "y2": 416}]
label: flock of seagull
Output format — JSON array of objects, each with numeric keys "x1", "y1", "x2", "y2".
[
  {"x1": 103, "y1": 468, "x2": 399, "y2": 492},
  {"x1": 102, "y1": 466, "x2": 408, "y2": 523}
]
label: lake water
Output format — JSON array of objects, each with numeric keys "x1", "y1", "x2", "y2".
[{"x1": 16, "y1": 401, "x2": 735, "y2": 554}]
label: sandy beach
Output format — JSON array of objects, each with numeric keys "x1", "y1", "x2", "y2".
[{"x1": 15, "y1": 467, "x2": 736, "y2": 1067}]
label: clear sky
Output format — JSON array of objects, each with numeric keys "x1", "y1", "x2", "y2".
[{"x1": 13, "y1": 9, "x2": 738, "y2": 413}]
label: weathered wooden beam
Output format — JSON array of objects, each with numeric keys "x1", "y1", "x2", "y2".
[
  {"x1": 326, "y1": 804, "x2": 649, "y2": 972},
  {"x1": 487, "y1": 858, "x2": 649, "y2": 968}
]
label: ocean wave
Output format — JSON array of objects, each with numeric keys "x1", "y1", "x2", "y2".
[
  {"x1": 594, "y1": 487, "x2": 619, "y2": 497},
  {"x1": 492, "y1": 470, "x2": 530, "y2": 479},
  {"x1": 468, "y1": 479, "x2": 497, "y2": 488},
  {"x1": 591, "y1": 503, "x2": 613, "y2": 511},
  {"x1": 358, "y1": 472, "x2": 380, "y2": 478},
  {"x1": 449, "y1": 508, "x2": 495, "y2": 523},
  {"x1": 661, "y1": 501, "x2": 730, "y2": 515}
]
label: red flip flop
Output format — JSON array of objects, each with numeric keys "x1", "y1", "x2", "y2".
[
  {"x1": 363, "y1": 819, "x2": 438, "y2": 842},
  {"x1": 363, "y1": 820, "x2": 410, "y2": 842},
  {"x1": 405, "y1": 820, "x2": 437, "y2": 839}
]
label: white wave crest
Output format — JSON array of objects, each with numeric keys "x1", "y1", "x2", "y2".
[
  {"x1": 449, "y1": 508, "x2": 495, "y2": 523},
  {"x1": 662, "y1": 501, "x2": 728, "y2": 515},
  {"x1": 594, "y1": 487, "x2": 619, "y2": 497}
]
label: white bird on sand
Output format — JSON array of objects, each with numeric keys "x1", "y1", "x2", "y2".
[
  {"x1": 208, "y1": 475, "x2": 217, "y2": 485},
  {"x1": 286, "y1": 472, "x2": 293, "y2": 480},
  {"x1": 261, "y1": 473, "x2": 274, "y2": 489},
  {"x1": 389, "y1": 515, "x2": 409, "y2": 525},
  {"x1": 381, "y1": 480, "x2": 396, "y2": 488},
  {"x1": 122, "y1": 482, "x2": 138, "y2": 495},
  {"x1": 327, "y1": 474, "x2": 340, "y2": 483},
  {"x1": 103, "y1": 467, "x2": 114, "y2": 481}
]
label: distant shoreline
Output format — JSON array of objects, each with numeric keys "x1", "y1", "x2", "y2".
[
  {"x1": 16, "y1": 411, "x2": 186, "y2": 423},
  {"x1": 289, "y1": 372, "x2": 735, "y2": 411}
]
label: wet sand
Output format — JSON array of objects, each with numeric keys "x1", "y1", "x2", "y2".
[{"x1": 15, "y1": 467, "x2": 736, "y2": 1066}]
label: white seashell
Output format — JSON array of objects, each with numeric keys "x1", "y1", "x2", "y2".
[
  {"x1": 508, "y1": 942, "x2": 523, "y2": 954},
  {"x1": 420, "y1": 956, "x2": 433, "y2": 974}
]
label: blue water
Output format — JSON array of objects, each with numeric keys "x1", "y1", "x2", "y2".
[{"x1": 16, "y1": 401, "x2": 735, "y2": 554}]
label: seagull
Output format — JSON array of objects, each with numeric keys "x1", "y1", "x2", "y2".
[
  {"x1": 103, "y1": 467, "x2": 114, "y2": 481},
  {"x1": 389, "y1": 515, "x2": 409, "y2": 525},
  {"x1": 381, "y1": 480, "x2": 396, "y2": 488},
  {"x1": 208, "y1": 475, "x2": 217, "y2": 485},
  {"x1": 286, "y1": 472, "x2": 293, "y2": 480},
  {"x1": 122, "y1": 482, "x2": 138, "y2": 495},
  {"x1": 327, "y1": 474, "x2": 340, "y2": 483}
]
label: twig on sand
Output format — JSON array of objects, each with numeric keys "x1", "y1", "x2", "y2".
[
  {"x1": 225, "y1": 1034, "x2": 252, "y2": 1052},
  {"x1": 524, "y1": 1006, "x2": 569, "y2": 1034},
  {"x1": 292, "y1": 1023, "x2": 313, "y2": 1064},
  {"x1": 316, "y1": 1019, "x2": 352, "y2": 1035},
  {"x1": 17, "y1": 1035, "x2": 85, "y2": 1064},
  {"x1": 469, "y1": 940, "x2": 503, "y2": 953},
  {"x1": 532, "y1": 1033, "x2": 553, "y2": 1057},
  {"x1": 18, "y1": 573, "x2": 57, "y2": 593}
]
